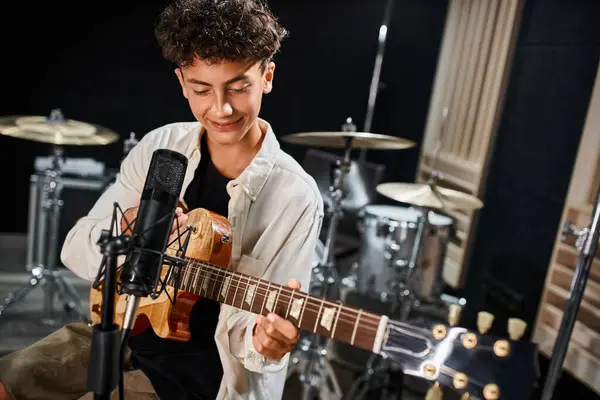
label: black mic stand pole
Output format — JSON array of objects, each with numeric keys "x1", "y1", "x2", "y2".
[{"x1": 88, "y1": 229, "x2": 129, "y2": 400}]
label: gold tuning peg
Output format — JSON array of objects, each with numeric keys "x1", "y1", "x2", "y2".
[
  {"x1": 425, "y1": 382, "x2": 443, "y2": 400},
  {"x1": 448, "y1": 304, "x2": 462, "y2": 326},
  {"x1": 460, "y1": 393, "x2": 471, "y2": 400},
  {"x1": 477, "y1": 311, "x2": 495, "y2": 334},
  {"x1": 508, "y1": 318, "x2": 528, "y2": 340}
]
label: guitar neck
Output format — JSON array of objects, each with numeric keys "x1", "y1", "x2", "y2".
[{"x1": 175, "y1": 260, "x2": 389, "y2": 354}]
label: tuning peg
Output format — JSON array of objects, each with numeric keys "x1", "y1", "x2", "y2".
[
  {"x1": 460, "y1": 393, "x2": 471, "y2": 400},
  {"x1": 508, "y1": 318, "x2": 528, "y2": 340},
  {"x1": 477, "y1": 311, "x2": 495, "y2": 334},
  {"x1": 425, "y1": 382, "x2": 443, "y2": 400},
  {"x1": 448, "y1": 304, "x2": 462, "y2": 326}
]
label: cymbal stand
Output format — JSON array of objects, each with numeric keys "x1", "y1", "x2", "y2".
[
  {"x1": 541, "y1": 191, "x2": 600, "y2": 400},
  {"x1": 287, "y1": 120, "x2": 357, "y2": 400},
  {"x1": 0, "y1": 143, "x2": 87, "y2": 326}
]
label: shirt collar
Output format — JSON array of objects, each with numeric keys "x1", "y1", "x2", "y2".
[{"x1": 191, "y1": 118, "x2": 279, "y2": 201}]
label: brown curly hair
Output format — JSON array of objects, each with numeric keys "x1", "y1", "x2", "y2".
[{"x1": 154, "y1": 0, "x2": 288, "y2": 69}]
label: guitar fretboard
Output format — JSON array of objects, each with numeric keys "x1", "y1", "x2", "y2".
[{"x1": 173, "y1": 259, "x2": 384, "y2": 352}]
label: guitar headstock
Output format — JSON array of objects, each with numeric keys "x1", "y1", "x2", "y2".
[{"x1": 380, "y1": 310, "x2": 539, "y2": 399}]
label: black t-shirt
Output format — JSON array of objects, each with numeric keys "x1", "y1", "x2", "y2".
[{"x1": 128, "y1": 134, "x2": 230, "y2": 400}]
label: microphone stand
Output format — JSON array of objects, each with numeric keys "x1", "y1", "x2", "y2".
[
  {"x1": 87, "y1": 228, "x2": 129, "y2": 400},
  {"x1": 540, "y1": 191, "x2": 600, "y2": 400},
  {"x1": 87, "y1": 202, "x2": 192, "y2": 400}
]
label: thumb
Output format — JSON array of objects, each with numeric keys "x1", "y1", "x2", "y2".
[{"x1": 286, "y1": 278, "x2": 301, "y2": 290}]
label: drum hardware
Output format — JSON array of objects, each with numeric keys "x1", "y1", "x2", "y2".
[
  {"x1": 122, "y1": 131, "x2": 139, "y2": 162},
  {"x1": 342, "y1": 213, "x2": 426, "y2": 400},
  {"x1": 344, "y1": 204, "x2": 454, "y2": 310},
  {"x1": 541, "y1": 190, "x2": 600, "y2": 400},
  {"x1": 358, "y1": 0, "x2": 395, "y2": 165},
  {"x1": 0, "y1": 109, "x2": 119, "y2": 326},
  {"x1": 283, "y1": 119, "x2": 414, "y2": 400}
]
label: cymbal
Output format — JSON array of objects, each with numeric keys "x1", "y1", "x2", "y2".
[
  {"x1": 280, "y1": 131, "x2": 416, "y2": 150},
  {"x1": 376, "y1": 182, "x2": 484, "y2": 211},
  {"x1": 0, "y1": 115, "x2": 120, "y2": 146}
]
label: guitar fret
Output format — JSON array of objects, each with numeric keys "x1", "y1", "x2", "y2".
[
  {"x1": 350, "y1": 309, "x2": 363, "y2": 345},
  {"x1": 221, "y1": 275, "x2": 232, "y2": 301},
  {"x1": 200, "y1": 270, "x2": 209, "y2": 295},
  {"x1": 314, "y1": 298, "x2": 325, "y2": 332},
  {"x1": 331, "y1": 302, "x2": 342, "y2": 339},
  {"x1": 298, "y1": 294, "x2": 309, "y2": 329},
  {"x1": 193, "y1": 265, "x2": 201, "y2": 293},
  {"x1": 231, "y1": 273, "x2": 242, "y2": 308},
  {"x1": 183, "y1": 265, "x2": 192, "y2": 291},
  {"x1": 240, "y1": 275, "x2": 250, "y2": 311},
  {"x1": 274, "y1": 286, "x2": 282, "y2": 314},
  {"x1": 261, "y1": 282, "x2": 271, "y2": 314},
  {"x1": 285, "y1": 290, "x2": 294, "y2": 319},
  {"x1": 210, "y1": 270, "x2": 223, "y2": 302},
  {"x1": 249, "y1": 277, "x2": 259, "y2": 313}
]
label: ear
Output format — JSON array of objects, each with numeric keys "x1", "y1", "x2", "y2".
[
  {"x1": 263, "y1": 62, "x2": 275, "y2": 94},
  {"x1": 175, "y1": 68, "x2": 189, "y2": 99}
]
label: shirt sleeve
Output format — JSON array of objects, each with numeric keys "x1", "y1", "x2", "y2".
[
  {"x1": 228, "y1": 196, "x2": 324, "y2": 374},
  {"x1": 59, "y1": 131, "x2": 153, "y2": 281}
]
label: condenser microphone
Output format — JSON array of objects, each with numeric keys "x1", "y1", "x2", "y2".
[{"x1": 119, "y1": 148, "x2": 188, "y2": 298}]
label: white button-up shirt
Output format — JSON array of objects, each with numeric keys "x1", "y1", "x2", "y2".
[{"x1": 60, "y1": 119, "x2": 324, "y2": 399}]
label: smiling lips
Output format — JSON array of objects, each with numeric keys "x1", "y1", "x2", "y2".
[{"x1": 210, "y1": 117, "x2": 243, "y2": 129}]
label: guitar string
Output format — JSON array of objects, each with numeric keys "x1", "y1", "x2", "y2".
[
  {"x1": 176, "y1": 260, "x2": 447, "y2": 338},
  {"x1": 183, "y1": 259, "x2": 476, "y2": 341},
  {"x1": 183, "y1": 258, "x2": 384, "y2": 324},
  {"x1": 181, "y1": 259, "x2": 425, "y2": 333},
  {"x1": 176, "y1": 264, "x2": 386, "y2": 333}
]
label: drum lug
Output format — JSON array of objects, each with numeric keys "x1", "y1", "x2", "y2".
[{"x1": 376, "y1": 217, "x2": 393, "y2": 237}]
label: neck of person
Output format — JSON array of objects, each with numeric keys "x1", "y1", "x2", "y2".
[{"x1": 205, "y1": 120, "x2": 265, "y2": 179}]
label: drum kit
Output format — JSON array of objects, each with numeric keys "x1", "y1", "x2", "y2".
[
  {"x1": 0, "y1": 109, "x2": 121, "y2": 326},
  {"x1": 281, "y1": 118, "x2": 483, "y2": 400},
  {"x1": 0, "y1": 109, "x2": 485, "y2": 398}
]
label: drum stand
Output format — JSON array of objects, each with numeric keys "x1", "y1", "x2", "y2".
[
  {"x1": 0, "y1": 144, "x2": 87, "y2": 326},
  {"x1": 287, "y1": 123, "x2": 359, "y2": 400}
]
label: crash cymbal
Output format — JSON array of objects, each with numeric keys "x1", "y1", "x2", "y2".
[
  {"x1": 376, "y1": 182, "x2": 484, "y2": 211},
  {"x1": 0, "y1": 113, "x2": 119, "y2": 146},
  {"x1": 280, "y1": 131, "x2": 415, "y2": 150}
]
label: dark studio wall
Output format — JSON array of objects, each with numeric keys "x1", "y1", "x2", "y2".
[
  {"x1": 459, "y1": 0, "x2": 600, "y2": 398},
  {"x1": 0, "y1": 0, "x2": 448, "y2": 235}
]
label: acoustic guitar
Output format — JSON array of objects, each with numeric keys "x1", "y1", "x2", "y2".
[{"x1": 89, "y1": 208, "x2": 538, "y2": 400}]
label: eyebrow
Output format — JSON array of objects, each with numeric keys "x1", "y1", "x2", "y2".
[{"x1": 186, "y1": 74, "x2": 250, "y2": 86}]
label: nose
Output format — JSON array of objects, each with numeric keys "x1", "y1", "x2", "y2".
[{"x1": 211, "y1": 94, "x2": 234, "y2": 118}]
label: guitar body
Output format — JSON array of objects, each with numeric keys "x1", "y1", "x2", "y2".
[{"x1": 89, "y1": 208, "x2": 232, "y2": 342}]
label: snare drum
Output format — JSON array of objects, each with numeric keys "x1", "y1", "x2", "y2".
[{"x1": 353, "y1": 204, "x2": 454, "y2": 303}]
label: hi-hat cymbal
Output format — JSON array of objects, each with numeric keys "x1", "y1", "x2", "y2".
[
  {"x1": 280, "y1": 131, "x2": 416, "y2": 150},
  {"x1": 376, "y1": 182, "x2": 484, "y2": 211},
  {"x1": 0, "y1": 114, "x2": 119, "y2": 146}
]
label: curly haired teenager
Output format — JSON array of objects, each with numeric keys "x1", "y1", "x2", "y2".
[{"x1": 0, "y1": 1, "x2": 323, "y2": 399}]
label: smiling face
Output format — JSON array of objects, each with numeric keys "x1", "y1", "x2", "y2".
[{"x1": 175, "y1": 58, "x2": 275, "y2": 147}]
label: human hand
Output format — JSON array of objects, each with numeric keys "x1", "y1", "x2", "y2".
[
  {"x1": 252, "y1": 278, "x2": 302, "y2": 361},
  {"x1": 120, "y1": 206, "x2": 189, "y2": 240}
]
